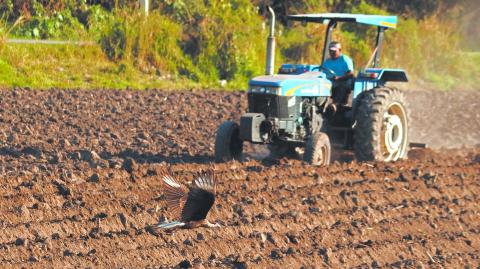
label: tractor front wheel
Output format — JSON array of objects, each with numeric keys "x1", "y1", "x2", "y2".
[
  {"x1": 303, "y1": 132, "x2": 331, "y2": 166},
  {"x1": 354, "y1": 87, "x2": 409, "y2": 162},
  {"x1": 215, "y1": 121, "x2": 243, "y2": 162}
]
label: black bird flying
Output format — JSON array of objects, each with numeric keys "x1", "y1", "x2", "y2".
[{"x1": 157, "y1": 168, "x2": 220, "y2": 229}]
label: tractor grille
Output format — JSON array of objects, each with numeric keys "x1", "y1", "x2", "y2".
[{"x1": 247, "y1": 93, "x2": 295, "y2": 119}]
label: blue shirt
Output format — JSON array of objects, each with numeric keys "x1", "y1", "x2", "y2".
[{"x1": 323, "y1": 54, "x2": 354, "y2": 76}]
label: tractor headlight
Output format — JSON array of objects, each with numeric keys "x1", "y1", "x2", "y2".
[
  {"x1": 359, "y1": 71, "x2": 379, "y2": 79},
  {"x1": 249, "y1": 86, "x2": 280, "y2": 95},
  {"x1": 265, "y1": 87, "x2": 279, "y2": 94}
]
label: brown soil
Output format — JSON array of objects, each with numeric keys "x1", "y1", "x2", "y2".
[{"x1": 0, "y1": 88, "x2": 479, "y2": 268}]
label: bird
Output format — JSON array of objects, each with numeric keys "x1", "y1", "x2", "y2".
[{"x1": 156, "y1": 167, "x2": 220, "y2": 229}]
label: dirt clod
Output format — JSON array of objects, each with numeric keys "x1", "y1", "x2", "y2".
[
  {"x1": 178, "y1": 260, "x2": 192, "y2": 268},
  {"x1": 15, "y1": 238, "x2": 25, "y2": 246}
]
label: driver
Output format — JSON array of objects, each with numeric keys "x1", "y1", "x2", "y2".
[{"x1": 323, "y1": 41, "x2": 354, "y2": 112}]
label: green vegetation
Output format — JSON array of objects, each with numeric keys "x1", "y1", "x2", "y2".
[
  {"x1": 0, "y1": 42, "x2": 199, "y2": 89},
  {"x1": 0, "y1": 0, "x2": 478, "y2": 90}
]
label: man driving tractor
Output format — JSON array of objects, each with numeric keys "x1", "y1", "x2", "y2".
[
  {"x1": 323, "y1": 41, "x2": 354, "y2": 112},
  {"x1": 216, "y1": 12, "x2": 411, "y2": 165}
]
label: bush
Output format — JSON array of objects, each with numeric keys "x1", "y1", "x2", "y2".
[
  {"x1": 99, "y1": 19, "x2": 125, "y2": 61},
  {"x1": 11, "y1": 8, "x2": 86, "y2": 39},
  {"x1": 97, "y1": 10, "x2": 201, "y2": 80},
  {"x1": 383, "y1": 15, "x2": 479, "y2": 90},
  {"x1": 160, "y1": 0, "x2": 266, "y2": 88}
]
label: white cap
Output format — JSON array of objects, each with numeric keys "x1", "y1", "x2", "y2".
[{"x1": 329, "y1": 42, "x2": 341, "y2": 51}]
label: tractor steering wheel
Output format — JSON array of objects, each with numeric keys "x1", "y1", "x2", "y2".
[{"x1": 312, "y1": 66, "x2": 336, "y2": 80}]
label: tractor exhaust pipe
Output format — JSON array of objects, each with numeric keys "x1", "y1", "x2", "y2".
[{"x1": 265, "y1": 6, "x2": 276, "y2": 75}]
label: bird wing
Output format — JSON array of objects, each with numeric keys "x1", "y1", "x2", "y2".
[
  {"x1": 161, "y1": 170, "x2": 188, "y2": 220},
  {"x1": 193, "y1": 168, "x2": 216, "y2": 194},
  {"x1": 181, "y1": 169, "x2": 216, "y2": 222}
]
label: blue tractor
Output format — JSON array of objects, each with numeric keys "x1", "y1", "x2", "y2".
[{"x1": 215, "y1": 8, "x2": 410, "y2": 165}]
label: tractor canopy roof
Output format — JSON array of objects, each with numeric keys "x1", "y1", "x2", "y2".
[{"x1": 287, "y1": 13, "x2": 397, "y2": 29}]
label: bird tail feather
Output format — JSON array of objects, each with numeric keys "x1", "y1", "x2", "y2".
[{"x1": 156, "y1": 221, "x2": 186, "y2": 229}]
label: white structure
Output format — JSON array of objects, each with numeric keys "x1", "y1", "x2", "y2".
[{"x1": 140, "y1": 0, "x2": 149, "y2": 16}]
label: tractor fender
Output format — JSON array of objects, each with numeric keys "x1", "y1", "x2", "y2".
[
  {"x1": 359, "y1": 68, "x2": 408, "y2": 83},
  {"x1": 378, "y1": 69, "x2": 408, "y2": 82}
]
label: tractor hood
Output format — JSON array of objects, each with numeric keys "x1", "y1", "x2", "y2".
[{"x1": 248, "y1": 71, "x2": 332, "y2": 97}]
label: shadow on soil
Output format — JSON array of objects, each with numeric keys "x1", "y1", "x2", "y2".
[{"x1": 104, "y1": 149, "x2": 214, "y2": 165}]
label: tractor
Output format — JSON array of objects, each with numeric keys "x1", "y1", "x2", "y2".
[{"x1": 215, "y1": 8, "x2": 410, "y2": 165}]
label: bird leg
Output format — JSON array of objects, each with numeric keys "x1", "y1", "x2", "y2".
[
  {"x1": 185, "y1": 220, "x2": 204, "y2": 229},
  {"x1": 203, "y1": 220, "x2": 221, "y2": 228},
  {"x1": 185, "y1": 220, "x2": 221, "y2": 228}
]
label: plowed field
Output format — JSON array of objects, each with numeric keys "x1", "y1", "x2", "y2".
[{"x1": 0, "y1": 88, "x2": 479, "y2": 268}]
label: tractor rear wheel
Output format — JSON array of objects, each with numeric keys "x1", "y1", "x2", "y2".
[
  {"x1": 215, "y1": 121, "x2": 243, "y2": 162},
  {"x1": 303, "y1": 132, "x2": 331, "y2": 166},
  {"x1": 354, "y1": 87, "x2": 409, "y2": 162}
]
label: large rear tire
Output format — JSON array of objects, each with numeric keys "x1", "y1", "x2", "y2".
[
  {"x1": 303, "y1": 132, "x2": 331, "y2": 166},
  {"x1": 354, "y1": 87, "x2": 409, "y2": 162},
  {"x1": 214, "y1": 121, "x2": 243, "y2": 162}
]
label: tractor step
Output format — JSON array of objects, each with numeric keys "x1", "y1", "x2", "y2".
[
  {"x1": 328, "y1": 126, "x2": 353, "y2": 150},
  {"x1": 409, "y1": 142, "x2": 427, "y2": 148}
]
